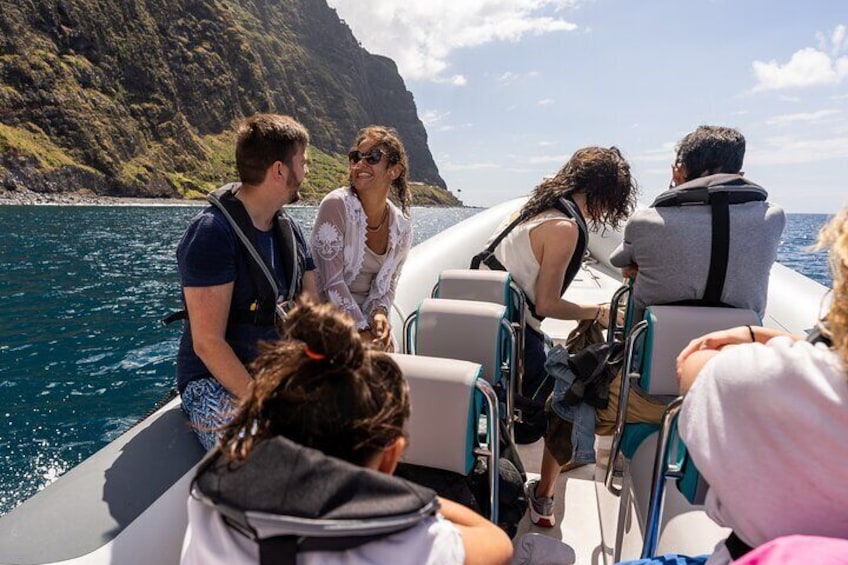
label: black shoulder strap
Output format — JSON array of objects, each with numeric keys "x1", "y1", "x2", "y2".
[
  {"x1": 258, "y1": 531, "x2": 407, "y2": 565},
  {"x1": 551, "y1": 197, "x2": 589, "y2": 298},
  {"x1": 208, "y1": 186, "x2": 280, "y2": 305},
  {"x1": 259, "y1": 537, "x2": 297, "y2": 565},
  {"x1": 274, "y1": 210, "x2": 299, "y2": 302},
  {"x1": 206, "y1": 186, "x2": 288, "y2": 324},
  {"x1": 553, "y1": 198, "x2": 588, "y2": 247},
  {"x1": 470, "y1": 212, "x2": 527, "y2": 271},
  {"x1": 725, "y1": 531, "x2": 754, "y2": 561},
  {"x1": 703, "y1": 191, "x2": 730, "y2": 305},
  {"x1": 471, "y1": 198, "x2": 589, "y2": 322},
  {"x1": 807, "y1": 322, "x2": 833, "y2": 347}
]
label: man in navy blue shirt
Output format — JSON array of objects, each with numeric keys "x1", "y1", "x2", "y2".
[{"x1": 176, "y1": 114, "x2": 317, "y2": 449}]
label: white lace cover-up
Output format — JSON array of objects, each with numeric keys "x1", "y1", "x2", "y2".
[{"x1": 311, "y1": 187, "x2": 413, "y2": 330}]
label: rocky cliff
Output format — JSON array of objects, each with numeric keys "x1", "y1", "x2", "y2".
[{"x1": 0, "y1": 0, "x2": 457, "y2": 204}]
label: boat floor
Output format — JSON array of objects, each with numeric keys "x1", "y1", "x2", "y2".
[
  {"x1": 516, "y1": 437, "x2": 616, "y2": 565},
  {"x1": 510, "y1": 262, "x2": 623, "y2": 564}
]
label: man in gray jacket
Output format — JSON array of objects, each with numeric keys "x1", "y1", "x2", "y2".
[
  {"x1": 525, "y1": 128, "x2": 787, "y2": 527},
  {"x1": 610, "y1": 126, "x2": 785, "y2": 321}
]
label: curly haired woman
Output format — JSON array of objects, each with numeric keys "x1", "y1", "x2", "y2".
[{"x1": 477, "y1": 147, "x2": 638, "y2": 526}]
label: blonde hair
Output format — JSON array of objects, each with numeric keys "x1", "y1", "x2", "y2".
[{"x1": 815, "y1": 208, "x2": 848, "y2": 367}]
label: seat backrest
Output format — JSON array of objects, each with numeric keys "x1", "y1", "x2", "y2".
[
  {"x1": 411, "y1": 298, "x2": 508, "y2": 384},
  {"x1": 435, "y1": 269, "x2": 516, "y2": 318},
  {"x1": 389, "y1": 353, "x2": 483, "y2": 475},
  {"x1": 640, "y1": 305, "x2": 761, "y2": 395}
]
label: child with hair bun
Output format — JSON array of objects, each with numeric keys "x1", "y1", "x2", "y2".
[{"x1": 181, "y1": 300, "x2": 512, "y2": 565}]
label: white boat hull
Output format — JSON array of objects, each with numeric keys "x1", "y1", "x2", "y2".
[{"x1": 0, "y1": 200, "x2": 828, "y2": 564}]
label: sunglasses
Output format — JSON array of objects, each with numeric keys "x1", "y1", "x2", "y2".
[{"x1": 348, "y1": 149, "x2": 386, "y2": 165}]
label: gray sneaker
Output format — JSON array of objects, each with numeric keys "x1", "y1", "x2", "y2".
[{"x1": 524, "y1": 478, "x2": 555, "y2": 528}]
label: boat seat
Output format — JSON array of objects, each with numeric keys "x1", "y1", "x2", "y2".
[
  {"x1": 606, "y1": 305, "x2": 761, "y2": 495},
  {"x1": 389, "y1": 353, "x2": 500, "y2": 523},
  {"x1": 403, "y1": 297, "x2": 518, "y2": 438},
  {"x1": 613, "y1": 402, "x2": 728, "y2": 561},
  {"x1": 433, "y1": 269, "x2": 525, "y2": 327},
  {"x1": 640, "y1": 398, "x2": 714, "y2": 558},
  {"x1": 432, "y1": 269, "x2": 527, "y2": 421}
]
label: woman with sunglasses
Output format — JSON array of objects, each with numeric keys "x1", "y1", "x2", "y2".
[{"x1": 311, "y1": 126, "x2": 412, "y2": 351}]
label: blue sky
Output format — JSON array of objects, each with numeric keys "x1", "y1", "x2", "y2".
[{"x1": 326, "y1": 1, "x2": 848, "y2": 213}]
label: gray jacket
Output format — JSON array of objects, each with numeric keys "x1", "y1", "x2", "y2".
[{"x1": 610, "y1": 174, "x2": 785, "y2": 320}]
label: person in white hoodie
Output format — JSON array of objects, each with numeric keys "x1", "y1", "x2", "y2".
[
  {"x1": 658, "y1": 207, "x2": 848, "y2": 564},
  {"x1": 180, "y1": 300, "x2": 512, "y2": 565}
]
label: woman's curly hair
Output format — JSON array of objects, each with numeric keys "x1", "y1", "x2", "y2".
[
  {"x1": 217, "y1": 300, "x2": 410, "y2": 465},
  {"x1": 815, "y1": 208, "x2": 848, "y2": 368},
  {"x1": 350, "y1": 126, "x2": 411, "y2": 217},
  {"x1": 521, "y1": 146, "x2": 638, "y2": 230}
]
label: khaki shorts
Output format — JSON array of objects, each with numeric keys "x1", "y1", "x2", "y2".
[{"x1": 596, "y1": 372, "x2": 666, "y2": 435}]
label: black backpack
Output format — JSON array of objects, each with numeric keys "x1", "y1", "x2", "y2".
[{"x1": 396, "y1": 419, "x2": 527, "y2": 538}]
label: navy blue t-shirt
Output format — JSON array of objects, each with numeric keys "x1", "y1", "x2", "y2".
[{"x1": 175, "y1": 206, "x2": 314, "y2": 392}]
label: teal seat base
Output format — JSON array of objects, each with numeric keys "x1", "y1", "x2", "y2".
[{"x1": 620, "y1": 423, "x2": 659, "y2": 460}]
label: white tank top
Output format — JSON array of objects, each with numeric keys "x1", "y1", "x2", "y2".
[{"x1": 487, "y1": 210, "x2": 571, "y2": 333}]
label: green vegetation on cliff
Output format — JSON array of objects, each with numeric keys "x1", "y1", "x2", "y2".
[{"x1": 0, "y1": 0, "x2": 460, "y2": 206}]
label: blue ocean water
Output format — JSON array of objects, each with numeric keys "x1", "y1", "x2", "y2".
[{"x1": 0, "y1": 207, "x2": 832, "y2": 515}]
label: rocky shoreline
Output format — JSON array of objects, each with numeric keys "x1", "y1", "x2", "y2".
[{"x1": 0, "y1": 188, "x2": 205, "y2": 207}]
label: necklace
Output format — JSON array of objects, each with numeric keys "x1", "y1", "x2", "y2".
[{"x1": 366, "y1": 206, "x2": 389, "y2": 232}]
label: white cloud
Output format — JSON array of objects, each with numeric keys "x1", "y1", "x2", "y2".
[
  {"x1": 537, "y1": 98, "x2": 555, "y2": 106},
  {"x1": 746, "y1": 135, "x2": 848, "y2": 166},
  {"x1": 326, "y1": 1, "x2": 578, "y2": 82},
  {"x1": 421, "y1": 109, "x2": 451, "y2": 126},
  {"x1": 420, "y1": 110, "x2": 472, "y2": 131},
  {"x1": 753, "y1": 25, "x2": 848, "y2": 91},
  {"x1": 498, "y1": 70, "x2": 541, "y2": 84},
  {"x1": 527, "y1": 153, "x2": 570, "y2": 164},
  {"x1": 499, "y1": 71, "x2": 520, "y2": 84},
  {"x1": 818, "y1": 24, "x2": 848, "y2": 57},
  {"x1": 765, "y1": 109, "x2": 842, "y2": 126},
  {"x1": 633, "y1": 142, "x2": 677, "y2": 164},
  {"x1": 440, "y1": 161, "x2": 501, "y2": 171}
]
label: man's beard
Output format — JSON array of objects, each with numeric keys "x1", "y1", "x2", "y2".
[{"x1": 287, "y1": 177, "x2": 302, "y2": 204}]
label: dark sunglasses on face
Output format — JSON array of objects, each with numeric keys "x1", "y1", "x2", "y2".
[{"x1": 348, "y1": 149, "x2": 385, "y2": 165}]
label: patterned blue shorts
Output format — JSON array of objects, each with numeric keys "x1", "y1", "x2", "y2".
[{"x1": 180, "y1": 378, "x2": 237, "y2": 451}]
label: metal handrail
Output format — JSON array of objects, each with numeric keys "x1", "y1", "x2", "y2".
[
  {"x1": 474, "y1": 378, "x2": 500, "y2": 524},
  {"x1": 641, "y1": 397, "x2": 684, "y2": 558},
  {"x1": 509, "y1": 281, "x2": 526, "y2": 402},
  {"x1": 608, "y1": 284, "x2": 632, "y2": 344},
  {"x1": 500, "y1": 317, "x2": 518, "y2": 440},
  {"x1": 402, "y1": 312, "x2": 418, "y2": 354},
  {"x1": 605, "y1": 320, "x2": 648, "y2": 496}
]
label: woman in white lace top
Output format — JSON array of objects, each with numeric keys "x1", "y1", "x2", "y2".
[{"x1": 311, "y1": 126, "x2": 413, "y2": 351}]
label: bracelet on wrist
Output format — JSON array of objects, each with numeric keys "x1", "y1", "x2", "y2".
[{"x1": 746, "y1": 325, "x2": 756, "y2": 342}]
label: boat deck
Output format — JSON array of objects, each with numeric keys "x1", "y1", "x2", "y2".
[{"x1": 511, "y1": 261, "x2": 623, "y2": 564}]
